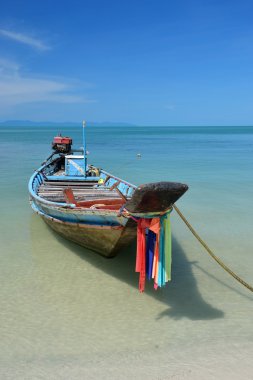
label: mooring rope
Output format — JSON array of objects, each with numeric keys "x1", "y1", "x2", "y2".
[{"x1": 173, "y1": 204, "x2": 253, "y2": 293}]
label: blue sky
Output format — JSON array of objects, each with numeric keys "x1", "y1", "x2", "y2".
[{"x1": 0, "y1": 0, "x2": 253, "y2": 125}]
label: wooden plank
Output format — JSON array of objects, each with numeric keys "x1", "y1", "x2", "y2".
[
  {"x1": 39, "y1": 185, "x2": 97, "y2": 190},
  {"x1": 38, "y1": 190, "x2": 119, "y2": 196},
  {"x1": 38, "y1": 185, "x2": 116, "y2": 192},
  {"x1": 109, "y1": 181, "x2": 120, "y2": 191},
  {"x1": 39, "y1": 185, "x2": 111, "y2": 190},
  {"x1": 38, "y1": 192, "x2": 122, "y2": 199},
  {"x1": 44, "y1": 181, "x2": 98, "y2": 186},
  {"x1": 39, "y1": 186, "x2": 115, "y2": 191},
  {"x1": 39, "y1": 195, "x2": 121, "y2": 200},
  {"x1": 115, "y1": 187, "x2": 127, "y2": 201},
  {"x1": 63, "y1": 188, "x2": 77, "y2": 205}
]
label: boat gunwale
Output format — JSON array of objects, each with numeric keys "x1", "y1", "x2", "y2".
[{"x1": 31, "y1": 201, "x2": 125, "y2": 229}]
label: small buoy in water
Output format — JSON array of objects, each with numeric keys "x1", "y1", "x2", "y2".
[{"x1": 137, "y1": 153, "x2": 141, "y2": 158}]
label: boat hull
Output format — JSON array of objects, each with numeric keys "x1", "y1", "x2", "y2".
[
  {"x1": 44, "y1": 217, "x2": 136, "y2": 257},
  {"x1": 32, "y1": 201, "x2": 136, "y2": 257}
]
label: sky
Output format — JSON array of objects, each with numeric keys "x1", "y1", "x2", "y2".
[{"x1": 0, "y1": 0, "x2": 253, "y2": 126}]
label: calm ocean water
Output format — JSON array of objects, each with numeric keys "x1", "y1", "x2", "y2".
[{"x1": 0, "y1": 125, "x2": 253, "y2": 379}]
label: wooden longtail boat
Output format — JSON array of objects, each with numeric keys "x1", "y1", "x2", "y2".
[{"x1": 29, "y1": 122, "x2": 188, "y2": 257}]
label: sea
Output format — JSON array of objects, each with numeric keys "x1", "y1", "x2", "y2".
[{"x1": 0, "y1": 125, "x2": 253, "y2": 379}]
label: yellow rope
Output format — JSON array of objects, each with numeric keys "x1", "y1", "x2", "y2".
[{"x1": 173, "y1": 204, "x2": 253, "y2": 293}]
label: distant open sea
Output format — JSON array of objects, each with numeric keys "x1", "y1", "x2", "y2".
[{"x1": 0, "y1": 125, "x2": 253, "y2": 379}]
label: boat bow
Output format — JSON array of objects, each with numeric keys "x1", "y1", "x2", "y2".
[{"x1": 124, "y1": 181, "x2": 188, "y2": 214}]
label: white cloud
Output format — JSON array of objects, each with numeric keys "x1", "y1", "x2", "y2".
[
  {"x1": 0, "y1": 58, "x2": 94, "y2": 109},
  {"x1": 0, "y1": 29, "x2": 50, "y2": 51}
]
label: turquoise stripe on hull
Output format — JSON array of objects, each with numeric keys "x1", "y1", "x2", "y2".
[{"x1": 33, "y1": 199, "x2": 128, "y2": 227}]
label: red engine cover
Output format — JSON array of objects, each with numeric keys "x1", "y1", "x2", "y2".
[{"x1": 53, "y1": 136, "x2": 72, "y2": 144}]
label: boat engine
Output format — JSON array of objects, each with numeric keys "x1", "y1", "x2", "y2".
[{"x1": 52, "y1": 135, "x2": 72, "y2": 153}]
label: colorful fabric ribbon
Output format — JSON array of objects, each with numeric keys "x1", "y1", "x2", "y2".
[{"x1": 135, "y1": 210, "x2": 172, "y2": 292}]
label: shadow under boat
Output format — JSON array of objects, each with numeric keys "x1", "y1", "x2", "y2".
[{"x1": 37, "y1": 217, "x2": 224, "y2": 321}]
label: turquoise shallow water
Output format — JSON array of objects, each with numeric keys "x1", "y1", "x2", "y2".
[{"x1": 0, "y1": 125, "x2": 253, "y2": 379}]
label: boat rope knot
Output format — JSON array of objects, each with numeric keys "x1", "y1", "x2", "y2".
[
  {"x1": 173, "y1": 204, "x2": 253, "y2": 293},
  {"x1": 120, "y1": 206, "x2": 173, "y2": 220}
]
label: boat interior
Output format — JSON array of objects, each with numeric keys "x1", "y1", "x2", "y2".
[{"x1": 37, "y1": 155, "x2": 135, "y2": 210}]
